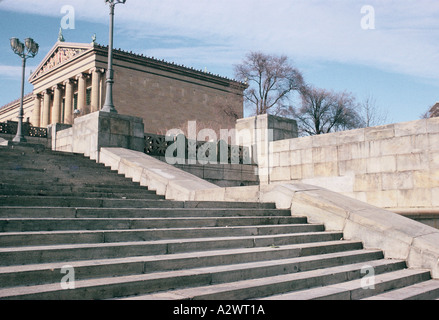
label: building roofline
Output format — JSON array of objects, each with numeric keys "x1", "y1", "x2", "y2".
[
  {"x1": 92, "y1": 43, "x2": 248, "y2": 90},
  {"x1": 0, "y1": 93, "x2": 34, "y2": 113},
  {"x1": 29, "y1": 41, "x2": 94, "y2": 83}
]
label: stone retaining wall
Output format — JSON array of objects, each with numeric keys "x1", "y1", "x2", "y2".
[{"x1": 267, "y1": 118, "x2": 439, "y2": 212}]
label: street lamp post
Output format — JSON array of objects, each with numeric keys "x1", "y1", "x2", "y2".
[
  {"x1": 10, "y1": 37, "x2": 39, "y2": 143},
  {"x1": 102, "y1": 0, "x2": 126, "y2": 114}
]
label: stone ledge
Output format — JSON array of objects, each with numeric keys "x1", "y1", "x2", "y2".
[
  {"x1": 98, "y1": 147, "x2": 219, "y2": 201},
  {"x1": 260, "y1": 183, "x2": 439, "y2": 279}
]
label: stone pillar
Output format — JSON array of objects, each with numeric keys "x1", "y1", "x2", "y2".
[
  {"x1": 235, "y1": 114, "x2": 298, "y2": 185},
  {"x1": 52, "y1": 85, "x2": 63, "y2": 124},
  {"x1": 76, "y1": 73, "x2": 87, "y2": 116},
  {"x1": 90, "y1": 68, "x2": 102, "y2": 113},
  {"x1": 64, "y1": 79, "x2": 74, "y2": 125},
  {"x1": 41, "y1": 89, "x2": 52, "y2": 127},
  {"x1": 31, "y1": 94, "x2": 42, "y2": 127}
]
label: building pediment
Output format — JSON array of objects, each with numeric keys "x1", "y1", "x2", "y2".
[{"x1": 29, "y1": 42, "x2": 93, "y2": 83}]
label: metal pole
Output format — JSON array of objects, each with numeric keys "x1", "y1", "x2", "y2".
[
  {"x1": 102, "y1": 2, "x2": 117, "y2": 113},
  {"x1": 13, "y1": 56, "x2": 27, "y2": 142}
]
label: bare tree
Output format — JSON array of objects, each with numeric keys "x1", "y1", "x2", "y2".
[
  {"x1": 283, "y1": 86, "x2": 364, "y2": 136},
  {"x1": 359, "y1": 94, "x2": 389, "y2": 127},
  {"x1": 421, "y1": 102, "x2": 439, "y2": 119},
  {"x1": 234, "y1": 51, "x2": 304, "y2": 115}
]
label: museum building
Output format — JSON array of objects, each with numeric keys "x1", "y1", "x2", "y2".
[{"x1": 0, "y1": 39, "x2": 247, "y2": 134}]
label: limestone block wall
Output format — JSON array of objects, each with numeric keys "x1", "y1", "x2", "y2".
[{"x1": 267, "y1": 118, "x2": 439, "y2": 211}]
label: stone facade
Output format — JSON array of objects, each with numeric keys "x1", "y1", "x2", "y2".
[{"x1": 0, "y1": 41, "x2": 246, "y2": 134}]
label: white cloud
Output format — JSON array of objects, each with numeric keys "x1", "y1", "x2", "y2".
[
  {"x1": 0, "y1": 65, "x2": 37, "y2": 79},
  {"x1": 0, "y1": 65, "x2": 21, "y2": 78},
  {"x1": 2, "y1": 0, "x2": 439, "y2": 82}
]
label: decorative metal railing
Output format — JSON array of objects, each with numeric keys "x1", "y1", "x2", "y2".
[
  {"x1": 144, "y1": 133, "x2": 252, "y2": 165},
  {"x1": 0, "y1": 121, "x2": 48, "y2": 138}
]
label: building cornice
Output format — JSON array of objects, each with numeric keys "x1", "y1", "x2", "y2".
[{"x1": 92, "y1": 44, "x2": 248, "y2": 90}]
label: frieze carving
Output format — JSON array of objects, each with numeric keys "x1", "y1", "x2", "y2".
[{"x1": 35, "y1": 48, "x2": 86, "y2": 77}]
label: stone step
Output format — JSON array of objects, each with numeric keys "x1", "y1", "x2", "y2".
[
  {"x1": 0, "y1": 159, "x2": 98, "y2": 167},
  {"x1": 0, "y1": 190, "x2": 164, "y2": 199},
  {"x1": 0, "y1": 240, "x2": 364, "y2": 288},
  {"x1": 0, "y1": 150, "x2": 106, "y2": 164},
  {"x1": 0, "y1": 250, "x2": 384, "y2": 300},
  {"x1": 0, "y1": 161, "x2": 113, "y2": 170},
  {"x1": 0, "y1": 157, "x2": 108, "y2": 168},
  {"x1": 116, "y1": 259, "x2": 406, "y2": 300},
  {"x1": 0, "y1": 196, "x2": 275, "y2": 209},
  {"x1": 0, "y1": 149, "x2": 97, "y2": 160},
  {"x1": 362, "y1": 279, "x2": 439, "y2": 300},
  {"x1": 0, "y1": 183, "x2": 152, "y2": 193},
  {"x1": 0, "y1": 216, "x2": 307, "y2": 232},
  {"x1": 0, "y1": 224, "x2": 326, "y2": 247},
  {"x1": 0, "y1": 177, "x2": 145, "y2": 189},
  {"x1": 260, "y1": 269, "x2": 432, "y2": 300},
  {"x1": 0, "y1": 207, "x2": 289, "y2": 218},
  {"x1": 0, "y1": 162, "x2": 128, "y2": 172},
  {"x1": 0, "y1": 176, "x2": 140, "y2": 187},
  {"x1": 0, "y1": 231, "x2": 344, "y2": 266},
  {"x1": 0, "y1": 172, "x2": 138, "y2": 184}
]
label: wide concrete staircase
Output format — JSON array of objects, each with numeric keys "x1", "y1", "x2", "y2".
[{"x1": 1, "y1": 144, "x2": 439, "y2": 300}]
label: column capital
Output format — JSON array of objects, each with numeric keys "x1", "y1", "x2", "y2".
[
  {"x1": 63, "y1": 78, "x2": 77, "y2": 86},
  {"x1": 89, "y1": 67, "x2": 106, "y2": 74},
  {"x1": 76, "y1": 72, "x2": 90, "y2": 80},
  {"x1": 52, "y1": 84, "x2": 65, "y2": 91},
  {"x1": 44, "y1": 88, "x2": 53, "y2": 95}
]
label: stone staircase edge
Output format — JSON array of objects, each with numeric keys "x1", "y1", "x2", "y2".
[
  {"x1": 259, "y1": 183, "x2": 439, "y2": 280},
  {"x1": 98, "y1": 147, "x2": 219, "y2": 201}
]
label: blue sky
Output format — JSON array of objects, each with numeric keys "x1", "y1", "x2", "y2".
[{"x1": 1, "y1": 0, "x2": 439, "y2": 124}]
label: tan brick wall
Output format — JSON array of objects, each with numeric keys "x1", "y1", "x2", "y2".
[{"x1": 112, "y1": 63, "x2": 244, "y2": 134}]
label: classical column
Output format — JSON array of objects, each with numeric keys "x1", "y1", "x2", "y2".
[
  {"x1": 76, "y1": 73, "x2": 87, "y2": 115},
  {"x1": 41, "y1": 89, "x2": 52, "y2": 127},
  {"x1": 52, "y1": 84, "x2": 63, "y2": 124},
  {"x1": 31, "y1": 94, "x2": 42, "y2": 127},
  {"x1": 64, "y1": 79, "x2": 74, "y2": 125},
  {"x1": 90, "y1": 68, "x2": 102, "y2": 113}
]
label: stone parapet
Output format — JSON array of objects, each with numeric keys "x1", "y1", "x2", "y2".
[
  {"x1": 265, "y1": 117, "x2": 439, "y2": 212},
  {"x1": 52, "y1": 111, "x2": 144, "y2": 161}
]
